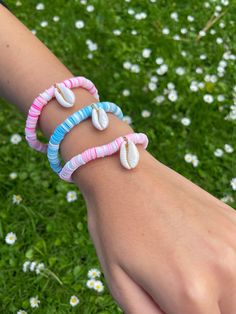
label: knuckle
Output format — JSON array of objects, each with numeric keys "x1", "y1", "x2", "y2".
[
  {"x1": 215, "y1": 244, "x2": 236, "y2": 277},
  {"x1": 179, "y1": 277, "x2": 209, "y2": 306}
]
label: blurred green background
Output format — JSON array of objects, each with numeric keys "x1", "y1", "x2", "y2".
[{"x1": 0, "y1": 0, "x2": 235, "y2": 312}]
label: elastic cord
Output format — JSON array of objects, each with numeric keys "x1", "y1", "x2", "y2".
[
  {"x1": 59, "y1": 132, "x2": 149, "y2": 182},
  {"x1": 25, "y1": 76, "x2": 99, "y2": 153},
  {"x1": 47, "y1": 101, "x2": 124, "y2": 174}
]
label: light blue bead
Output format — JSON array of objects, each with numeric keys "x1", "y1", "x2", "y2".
[{"x1": 47, "y1": 101, "x2": 124, "y2": 174}]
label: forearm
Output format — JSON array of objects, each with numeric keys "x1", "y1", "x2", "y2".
[{"x1": 0, "y1": 4, "x2": 145, "y2": 197}]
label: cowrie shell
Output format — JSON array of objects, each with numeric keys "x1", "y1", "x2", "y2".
[
  {"x1": 120, "y1": 138, "x2": 139, "y2": 169},
  {"x1": 91, "y1": 104, "x2": 109, "y2": 130},
  {"x1": 54, "y1": 83, "x2": 75, "y2": 108}
]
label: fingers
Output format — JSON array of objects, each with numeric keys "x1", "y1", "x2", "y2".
[{"x1": 109, "y1": 265, "x2": 166, "y2": 314}]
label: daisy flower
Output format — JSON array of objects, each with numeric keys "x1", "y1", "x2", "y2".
[
  {"x1": 17, "y1": 310, "x2": 27, "y2": 314},
  {"x1": 12, "y1": 194, "x2": 22, "y2": 204},
  {"x1": 29, "y1": 296, "x2": 40, "y2": 308},
  {"x1": 88, "y1": 268, "x2": 101, "y2": 278},
  {"x1": 66, "y1": 191, "x2": 77, "y2": 203},
  {"x1": 23, "y1": 260, "x2": 31, "y2": 272},
  {"x1": 5, "y1": 232, "x2": 17, "y2": 245},
  {"x1": 230, "y1": 178, "x2": 236, "y2": 191},
  {"x1": 70, "y1": 295, "x2": 80, "y2": 307},
  {"x1": 36, "y1": 263, "x2": 45, "y2": 274},
  {"x1": 75, "y1": 20, "x2": 85, "y2": 29},
  {"x1": 10, "y1": 133, "x2": 22, "y2": 144},
  {"x1": 86, "y1": 278, "x2": 96, "y2": 289},
  {"x1": 94, "y1": 280, "x2": 104, "y2": 292},
  {"x1": 9, "y1": 172, "x2": 17, "y2": 179}
]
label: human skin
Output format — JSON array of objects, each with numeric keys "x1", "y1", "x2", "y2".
[{"x1": 1, "y1": 4, "x2": 236, "y2": 313}]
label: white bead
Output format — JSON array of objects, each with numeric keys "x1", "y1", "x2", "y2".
[
  {"x1": 120, "y1": 138, "x2": 139, "y2": 169},
  {"x1": 54, "y1": 83, "x2": 75, "y2": 108}
]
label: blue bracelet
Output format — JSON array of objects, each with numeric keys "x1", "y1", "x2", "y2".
[{"x1": 47, "y1": 101, "x2": 124, "y2": 174}]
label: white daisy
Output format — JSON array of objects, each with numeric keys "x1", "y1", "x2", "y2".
[
  {"x1": 5, "y1": 232, "x2": 17, "y2": 245},
  {"x1": 113, "y1": 29, "x2": 121, "y2": 36},
  {"x1": 9, "y1": 172, "x2": 17, "y2": 179},
  {"x1": 53, "y1": 16, "x2": 60, "y2": 22},
  {"x1": 70, "y1": 295, "x2": 80, "y2": 307},
  {"x1": 66, "y1": 191, "x2": 77, "y2": 203},
  {"x1": 75, "y1": 20, "x2": 85, "y2": 29},
  {"x1": 214, "y1": 148, "x2": 224, "y2": 157},
  {"x1": 230, "y1": 178, "x2": 236, "y2": 191},
  {"x1": 17, "y1": 310, "x2": 28, "y2": 314},
  {"x1": 192, "y1": 155, "x2": 199, "y2": 167},
  {"x1": 168, "y1": 90, "x2": 178, "y2": 102},
  {"x1": 148, "y1": 82, "x2": 157, "y2": 91},
  {"x1": 86, "y1": 5, "x2": 94, "y2": 12},
  {"x1": 40, "y1": 21, "x2": 48, "y2": 27},
  {"x1": 203, "y1": 94, "x2": 214, "y2": 104},
  {"x1": 30, "y1": 261, "x2": 37, "y2": 272},
  {"x1": 130, "y1": 64, "x2": 140, "y2": 73},
  {"x1": 141, "y1": 110, "x2": 151, "y2": 118},
  {"x1": 88, "y1": 268, "x2": 101, "y2": 278},
  {"x1": 10, "y1": 134, "x2": 22, "y2": 144},
  {"x1": 155, "y1": 57, "x2": 164, "y2": 65},
  {"x1": 123, "y1": 61, "x2": 132, "y2": 70},
  {"x1": 142, "y1": 48, "x2": 151, "y2": 58},
  {"x1": 181, "y1": 117, "x2": 191, "y2": 126},
  {"x1": 23, "y1": 261, "x2": 31, "y2": 272},
  {"x1": 86, "y1": 278, "x2": 96, "y2": 289},
  {"x1": 122, "y1": 89, "x2": 130, "y2": 97},
  {"x1": 94, "y1": 280, "x2": 104, "y2": 292},
  {"x1": 36, "y1": 263, "x2": 45, "y2": 274},
  {"x1": 175, "y1": 67, "x2": 185, "y2": 76},
  {"x1": 29, "y1": 296, "x2": 40, "y2": 308},
  {"x1": 162, "y1": 27, "x2": 170, "y2": 35},
  {"x1": 224, "y1": 144, "x2": 234, "y2": 153},
  {"x1": 12, "y1": 194, "x2": 22, "y2": 204},
  {"x1": 36, "y1": 3, "x2": 44, "y2": 10},
  {"x1": 184, "y1": 153, "x2": 193, "y2": 163},
  {"x1": 154, "y1": 95, "x2": 165, "y2": 104}
]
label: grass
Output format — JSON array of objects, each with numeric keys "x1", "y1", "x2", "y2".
[{"x1": 0, "y1": 0, "x2": 235, "y2": 312}]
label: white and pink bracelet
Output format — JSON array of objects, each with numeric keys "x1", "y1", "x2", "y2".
[
  {"x1": 59, "y1": 132, "x2": 149, "y2": 182},
  {"x1": 25, "y1": 76, "x2": 99, "y2": 153}
]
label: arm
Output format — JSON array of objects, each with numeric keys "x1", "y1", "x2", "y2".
[
  {"x1": 0, "y1": 3, "x2": 136, "y2": 196},
  {"x1": 1, "y1": 4, "x2": 236, "y2": 314}
]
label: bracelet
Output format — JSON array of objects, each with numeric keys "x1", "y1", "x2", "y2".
[
  {"x1": 47, "y1": 102, "x2": 124, "y2": 174},
  {"x1": 59, "y1": 132, "x2": 149, "y2": 182},
  {"x1": 25, "y1": 76, "x2": 99, "y2": 153}
]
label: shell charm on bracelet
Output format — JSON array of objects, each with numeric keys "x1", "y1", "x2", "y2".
[
  {"x1": 54, "y1": 83, "x2": 75, "y2": 108},
  {"x1": 120, "y1": 137, "x2": 140, "y2": 169},
  {"x1": 91, "y1": 103, "x2": 109, "y2": 130}
]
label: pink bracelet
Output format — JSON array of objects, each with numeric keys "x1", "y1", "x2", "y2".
[
  {"x1": 59, "y1": 132, "x2": 149, "y2": 182},
  {"x1": 25, "y1": 76, "x2": 99, "y2": 153}
]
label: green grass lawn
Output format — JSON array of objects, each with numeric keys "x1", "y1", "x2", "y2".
[{"x1": 0, "y1": 0, "x2": 235, "y2": 313}]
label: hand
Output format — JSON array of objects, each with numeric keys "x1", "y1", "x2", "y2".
[{"x1": 79, "y1": 148, "x2": 236, "y2": 314}]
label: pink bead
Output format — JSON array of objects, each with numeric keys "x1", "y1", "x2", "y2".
[
  {"x1": 25, "y1": 76, "x2": 99, "y2": 153},
  {"x1": 59, "y1": 133, "x2": 149, "y2": 183}
]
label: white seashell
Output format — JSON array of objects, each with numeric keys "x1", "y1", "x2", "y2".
[
  {"x1": 119, "y1": 138, "x2": 139, "y2": 169},
  {"x1": 91, "y1": 104, "x2": 109, "y2": 130},
  {"x1": 54, "y1": 83, "x2": 75, "y2": 108}
]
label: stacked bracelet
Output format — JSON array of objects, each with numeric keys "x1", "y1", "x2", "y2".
[
  {"x1": 25, "y1": 76, "x2": 99, "y2": 153},
  {"x1": 59, "y1": 133, "x2": 149, "y2": 182},
  {"x1": 25, "y1": 76, "x2": 150, "y2": 183},
  {"x1": 47, "y1": 101, "x2": 124, "y2": 174}
]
